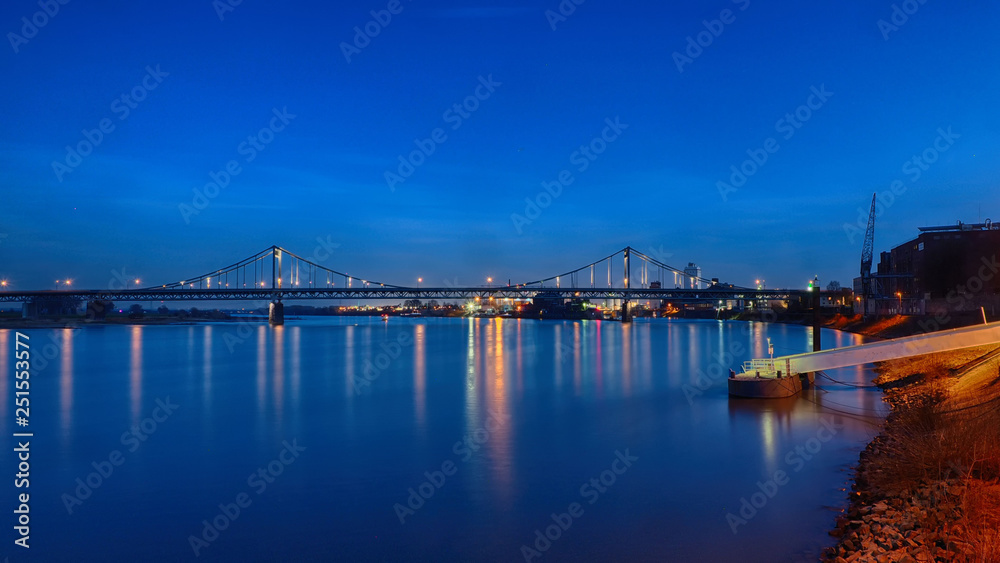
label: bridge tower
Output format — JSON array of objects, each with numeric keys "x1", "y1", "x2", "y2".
[
  {"x1": 269, "y1": 246, "x2": 284, "y2": 325},
  {"x1": 621, "y1": 247, "x2": 632, "y2": 323}
]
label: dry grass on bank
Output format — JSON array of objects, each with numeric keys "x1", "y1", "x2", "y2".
[
  {"x1": 825, "y1": 313, "x2": 990, "y2": 340},
  {"x1": 964, "y1": 484, "x2": 1000, "y2": 562},
  {"x1": 868, "y1": 348, "x2": 1000, "y2": 562},
  {"x1": 825, "y1": 314, "x2": 919, "y2": 340}
]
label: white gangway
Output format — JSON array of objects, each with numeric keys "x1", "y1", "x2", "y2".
[{"x1": 729, "y1": 321, "x2": 1000, "y2": 398}]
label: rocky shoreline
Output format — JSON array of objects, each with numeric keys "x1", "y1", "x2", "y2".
[{"x1": 820, "y1": 338, "x2": 1000, "y2": 563}]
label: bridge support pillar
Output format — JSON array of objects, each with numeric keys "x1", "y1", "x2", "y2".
[
  {"x1": 621, "y1": 300, "x2": 632, "y2": 323},
  {"x1": 269, "y1": 301, "x2": 284, "y2": 326},
  {"x1": 22, "y1": 301, "x2": 38, "y2": 319}
]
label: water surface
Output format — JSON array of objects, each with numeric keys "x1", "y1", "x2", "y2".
[{"x1": 0, "y1": 318, "x2": 885, "y2": 562}]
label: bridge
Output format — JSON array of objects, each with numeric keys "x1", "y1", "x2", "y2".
[{"x1": 3, "y1": 245, "x2": 812, "y2": 324}]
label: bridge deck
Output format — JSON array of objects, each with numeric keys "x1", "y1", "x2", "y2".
[{"x1": 0, "y1": 287, "x2": 805, "y2": 303}]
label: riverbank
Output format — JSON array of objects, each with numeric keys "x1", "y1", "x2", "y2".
[
  {"x1": 822, "y1": 313, "x2": 988, "y2": 340},
  {"x1": 820, "y1": 336, "x2": 1000, "y2": 562}
]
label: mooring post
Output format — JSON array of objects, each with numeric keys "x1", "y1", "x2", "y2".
[{"x1": 812, "y1": 286, "x2": 821, "y2": 352}]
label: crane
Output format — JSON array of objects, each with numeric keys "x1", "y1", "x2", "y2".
[{"x1": 860, "y1": 193, "x2": 876, "y2": 318}]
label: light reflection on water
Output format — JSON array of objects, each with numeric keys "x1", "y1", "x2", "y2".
[{"x1": 2, "y1": 318, "x2": 886, "y2": 562}]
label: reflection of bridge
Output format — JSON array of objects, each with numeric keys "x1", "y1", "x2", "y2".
[{"x1": 5, "y1": 245, "x2": 812, "y2": 324}]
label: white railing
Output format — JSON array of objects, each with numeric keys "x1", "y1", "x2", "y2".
[{"x1": 742, "y1": 359, "x2": 776, "y2": 374}]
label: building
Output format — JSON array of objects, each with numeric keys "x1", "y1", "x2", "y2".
[
  {"x1": 853, "y1": 220, "x2": 1000, "y2": 315},
  {"x1": 683, "y1": 263, "x2": 702, "y2": 290}
]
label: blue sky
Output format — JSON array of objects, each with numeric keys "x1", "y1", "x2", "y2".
[{"x1": 1, "y1": 0, "x2": 998, "y2": 290}]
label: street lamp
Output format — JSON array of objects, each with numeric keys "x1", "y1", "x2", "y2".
[
  {"x1": 487, "y1": 277, "x2": 493, "y2": 288},
  {"x1": 418, "y1": 277, "x2": 422, "y2": 288},
  {"x1": 0, "y1": 280, "x2": 7, "y2": 290},
  {"x1": 896, "y1": 292, "x2": 902, "y2": 313}
]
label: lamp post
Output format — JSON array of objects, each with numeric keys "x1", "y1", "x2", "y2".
[{"x1": 897, "y1": 292, "x2": 902, "y2": 314}]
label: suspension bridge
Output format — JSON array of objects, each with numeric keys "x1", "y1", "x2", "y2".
[{"x1": 2, "y1": 245, "x2": 811, "y2": 324}]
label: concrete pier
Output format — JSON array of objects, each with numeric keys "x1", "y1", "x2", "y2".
[
  {"x1": 21, "y1": 301, "x2": 37, "y2": 319},
  {"x1": 729, "y1": 374, "x2": 803, "y2": 399},
  {"x1": 269, "y1": 301, "x2": 284, "y2": 325}
]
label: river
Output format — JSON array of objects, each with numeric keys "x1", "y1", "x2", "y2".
[{"x1": 0, "y1": 318, "x2": 886, "y2": 562}]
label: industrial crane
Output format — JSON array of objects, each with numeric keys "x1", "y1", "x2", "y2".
[{"x1": 860, "y1": 193, "x2": 876, "y2": 318}]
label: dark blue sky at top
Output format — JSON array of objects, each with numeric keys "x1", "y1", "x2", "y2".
[{"x1": 1, "y1": 0, "x2": 998, "y2": 290}]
